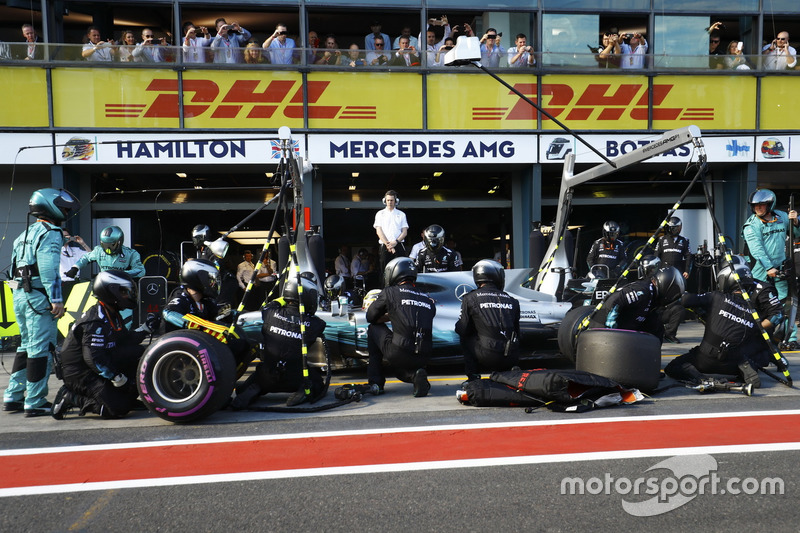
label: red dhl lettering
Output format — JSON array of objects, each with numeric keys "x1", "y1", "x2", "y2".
[
  {"x1": 473, "y1": 83, "x2": 714, "y2": 121},
  {"x1": 105, "y1": 79, "x2": 376, "y2": 120}
]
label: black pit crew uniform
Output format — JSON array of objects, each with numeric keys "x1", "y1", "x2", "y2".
[
  {"x1": 415, "y1": 246, "x2": 461, "y2": 273},
  {"x1": 367, "y1": 282, "x2": 436, "y2": 387},
  {"x1": 664, "y1": 289, "x2": 782, "y2": 386},
  {"x1": 586, "y1": 237, "x2": 625, "y2": 277},
  {"x1": 59, "y1": 302, "x2": 147, "y2": 418},
  {"x1": 654, "y1": 233, "x2": 692, "y2": 340},
  {"x1": 455, "y1": 282, "x2": 521, "y2": 379},
  {"x1": 589, "y1": 279, "x2": 664, "y2": 339},
  {"x1": 234, "y1": 300, "x2": 326, "y2": 407}
]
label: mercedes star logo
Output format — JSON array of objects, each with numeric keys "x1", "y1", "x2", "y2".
[{"x1": 455, "y1": 283, "x2": 474, "y2": 301}]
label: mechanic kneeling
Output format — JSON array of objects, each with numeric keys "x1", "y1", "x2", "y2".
[
  {"x1": 455, "y1": 259, "x2": 520, "y2": 382},
  {"x1": 367, "y1": 257, "x2": 436, "y2": 397},
  {"x1": 232, "y1": 274, "x2": 326, "y2": 409},
  {"x1": 52, "y1": 270, "x2": 159, "y2": 419},
  {"x1": 664, "y1": 263, "x2": 783, "y2": 388},
  {"x1": 163, "y1": 258, "x2": 255, "y2": 375},
  {"x1": 590, "y1": 266, "x2": 685, "y2": 339}
]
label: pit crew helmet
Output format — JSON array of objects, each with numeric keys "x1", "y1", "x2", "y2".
[
  {"x1": 384, "y1": 257, "x2": 417, "y2": 287},
  {"x1": 92, "y1": 270, "x2": 137, "y2": 310},
  {"x1": 283, "y1": 273, "x2": 319, "y2": 315},
  {"x1": 652, "y1": 266, "x2": 685, "y2": 306},
  {"x1": 423, "y1": 224, "x2": 446, "y2": 253},
  {"x1": 602, "y1": 221, "x2": 620, "y2": 241},
  {"x1": 748, "y1": 189, "x2": 776, "y2": 213},
  {"x1": 472, "y1": 259, "x2": 505, "y2": 290},
  {"x1": 637, "y1": 255, "x2": 662, "y2": 280},
  {"x1": 666, "y1": 217, "x2": 682, "y2": 236},
  {"x1": 716, "y1": 263, "x2": 755, "y2": 293},
  {"x1": 192, "y1": 224, "x2": 211, "y2": 250},
  {"x1": 29, "y1": 188, "x2": 79, "y2": 224},
  {"x1": 180, "y1": 258, "x2": 220, "y2": 298},
  {"x1": 100, "y1": 226, "x2": 124, "y2": 255}
]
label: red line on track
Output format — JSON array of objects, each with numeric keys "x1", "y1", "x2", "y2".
[{"x1": 3, "y1": 413, "x2": 800, "y2": 490}]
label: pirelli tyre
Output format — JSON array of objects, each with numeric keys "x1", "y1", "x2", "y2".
[
  {"x1": 557, "y1": 306, "x2": 594, "y2": 363},
  {"x1": 575, "y1": 328, "x2": 661, "y2": 391},
  {"x1": 137, "y1": 330, "x2": 236, "y2": 423}
]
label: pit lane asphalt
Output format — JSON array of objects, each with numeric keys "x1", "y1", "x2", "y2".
[{"x1": 2, "y1": 320, "x2": 800, "y2": 532}]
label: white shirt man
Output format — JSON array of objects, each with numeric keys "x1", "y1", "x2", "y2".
[
  {"x1": 419, "y1": 17, "x2": 451, "y2": 66},
  {"x1": 335, "y1": 246, "x2": 352, "y2": 279},
  {"x1": 263, "y1": 24, "x2": 296, "y2": 65},
  {"x1": 621, "y1": 34, "x2": 648, "y2": 69},
  {"x1": 374, "y1": 191, "x2": 409, "y2": 278},
  {"x1": 237, "y1": 250, "x2": 274, "y2": 289},
  {"x1": 182, "y1": 24, "x2": 211, "y2": 63},
  {"x1": 763, "y1": 32, "x2": 797, "y2": 70}
]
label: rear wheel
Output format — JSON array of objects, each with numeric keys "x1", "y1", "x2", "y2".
[
  {"x1": 137, "y1": 330, "x2": 236, "y2": 423},
  {"x1": 575, "y1": 328, "x2": 661, "y2": 391}
]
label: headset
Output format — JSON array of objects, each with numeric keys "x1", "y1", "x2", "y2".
[{"x1": 382, "y1": 190, "x2": 399, "y2": 205}]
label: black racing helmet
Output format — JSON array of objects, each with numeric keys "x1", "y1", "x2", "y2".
[
  {"x1": 666, "y1": 216, "x2": 682, "y2": 236},
  {"x1": 637, "y1": 254, "x2": 661, "y2": 279},
  {"x1": 423, "y1": 224, "x2": 446, "y2": 253},
  {"x1": 100, "y1": 226, "x2": 124, "y2": 255},
  {"x1": 652, "y1": 266, "x2": 685, "y2": 306},
  {"x1": 29, "y1": 188, "x2": 79, "y2": 224},
  {"x1": 472, "y1": 259, "x2": 505, "y2": 290},
  {"x1": 324, "y1": 274, "x2": 344, "y2": 299},
  {"x1": 748, "y1": 189, "x2": 776, "y2": 213},
  {"x1": 92, "y1": 270, "x2": 137, "y2": 310},
  {"x1": 192, "y1": 224, "x2": 211, "y2": 250},
  {"x1": 384, "y1": 257, "x2": 417, "y2": 287},
  {"x1": 283, "y1": 273, "x2": 319, "y2": 315},
  {"x1": 602, "y1": 220, "x2": 620, "y2": 240},
  {"x1": 716, "y1": 263, "x2": 755, "y2": 292},
  {"x1": 180, "y1": 258, "x2": 220, "y2": 298}
]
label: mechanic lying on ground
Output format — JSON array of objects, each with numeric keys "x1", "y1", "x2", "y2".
[
  {"x1": 52, "y1": 270, "x2": 159, "y2": 419},
  {"x1": 664, "y1": 263, "x2": 783, "y2": 388}
]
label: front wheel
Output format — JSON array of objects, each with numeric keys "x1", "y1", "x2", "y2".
[
  {"x1": 557, "y1": 306, "x2": 594, "y2": 363},
  {"x1": 137, "y1": 330, "x2": 236, "y2": 423}
]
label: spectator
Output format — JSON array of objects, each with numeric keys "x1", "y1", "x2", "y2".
[
  {"x1": 118, "y1": 30, "x2": 136, "y2": 62},
  {"x1": 374, "y1": 190, "x2": 409, "y2": 279},
  {"x1": 365, "y1": 21, "x2": 391, "y2": 51},
  {"x1": 132, "y1": 28, "x2": 164, "y2": 63},
  {"x1": 389, "y1": 36, "x2": 420, "y2": 66},
  {"x1": 408, "y1": 231, "x2": 425, "y2": 261},
  {"x1": 420, "y1": 16, "x2": 451, "y2": 66},
  {"x1": 236, "y1": 249, "x2": 272, "y2": 311},
  {"x1": 393, "y1": 26, "x2": 419, "y2": 50},
  {"x1": 306, "y1": 30, "x2": 321, "y2": 64},
  {"x1": 82, "y1": 26, "x2": 115, "y2": 62},
  {"x1": 20, "y1": 24, "x2": 43, "y2": 60},
  {"x1": 433, "y1": 37, "x2": 455, "y2": 67},
  {"x1": 479, "y1": 28, "x2": 505, "y2": 68},
  {"x1": 263, "y1": 23, "x2": 296, "y2": 65},
  {"x1": 315, "y1": 34, "x2": 341, "y2": 65},
  {"x1": 334, "y1": 245, "x2": 352, "y2": 287},
  {"x1": 707, "y1": 22, "x2": 725, "y2": 69},
  {"x1": 0, "y1": 41, "x2": 10, "y2": 60},
  {"x1": 508, "y1": 33, "x2": 535, "y2": 68},
  {"x1": 211, "y1": 19, "x2": 251, "y2": 64},
  {"x1": 594, "y1": 28, "x2": 621, "y2": 68},
  {"x1": 244, "y1": 41, "x2": 267, "y2": 64},
  {"x1": 342, "y1": 43, "x2": 366, "y2": 67},
  {"x1": 182, "y1": 22, "x2": 211, "y2": 64},
  {"x1": 621, "y1": 32, "x2": 647, "y2": 69},
  {"x1": 366, "y1": 37, "x2": 390, "y2": 66},
  {"x1": 763, "y1": 31, "x2": 797, "y2": 70},
  {"x1": 725, "y1": 40, "x2": 748, "y2": 70}
]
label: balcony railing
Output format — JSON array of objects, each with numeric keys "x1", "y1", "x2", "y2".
[{"x1": 2, "y1": 42, "x2": 797, "y2": 73}]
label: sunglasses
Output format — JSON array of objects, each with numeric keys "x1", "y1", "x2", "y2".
[
  {"x1": 375, "y1": 43, "x2": 384, "y2": 46},
  {"x1": 776, "y1": 37, "x2": 787, "y2": 41},
  {"x1": 710, "y1": 39, "x2": 720, "y2": 43}
]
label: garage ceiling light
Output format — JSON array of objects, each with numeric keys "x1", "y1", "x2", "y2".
[
  {"x1": 176, "y1": 172, "x2": 187, "y2": 178},
  {"x1": 224, "y1": 230, "x2": 282, "y2": 246},
  {"x1": 433, "y1": 171, "x2": 443, "y2": 177}
]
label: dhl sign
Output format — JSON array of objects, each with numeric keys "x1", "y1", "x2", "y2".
[
  {"x1": 12, "y1": 68, "x2": 759, "y2": 131},
  {"x1": 428, "y1": 74, "x2": 756, "y2": 131}
]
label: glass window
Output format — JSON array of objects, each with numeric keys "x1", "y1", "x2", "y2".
[
  {"x1": 542, "y1": 0, "x2": 648, "y2": 9},
  {"x1": 542, "y1": 14, "x2": 598, "y2": 67},
  {"x1": 651, "y1": 0, "x2": 758, "y2": 12},
  {"x1": 653, "y1": 16, "x2": 714, "y2": 68}
]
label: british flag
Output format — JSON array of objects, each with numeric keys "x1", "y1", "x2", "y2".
[{"x1": 270, "y1": 139, "x2": 300, "y2": 159}]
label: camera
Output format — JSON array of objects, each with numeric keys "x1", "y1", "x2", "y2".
[
  {"x1": 276, "y1": 31, "x2": 287, "y2": 36},
  {"x1": 378, "y1": 55, "x2": 387, "y2": 64},
  {"x1": 497, "y1": 32, "x2": 503, "y2": 37},
  {"x1": 443, "y1": 45, "x2": 453, "y2": 51}
]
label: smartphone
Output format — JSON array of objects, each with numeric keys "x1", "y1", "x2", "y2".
[{"x1": 737, "y1": 41, "x2": 743, "y2": 51}]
